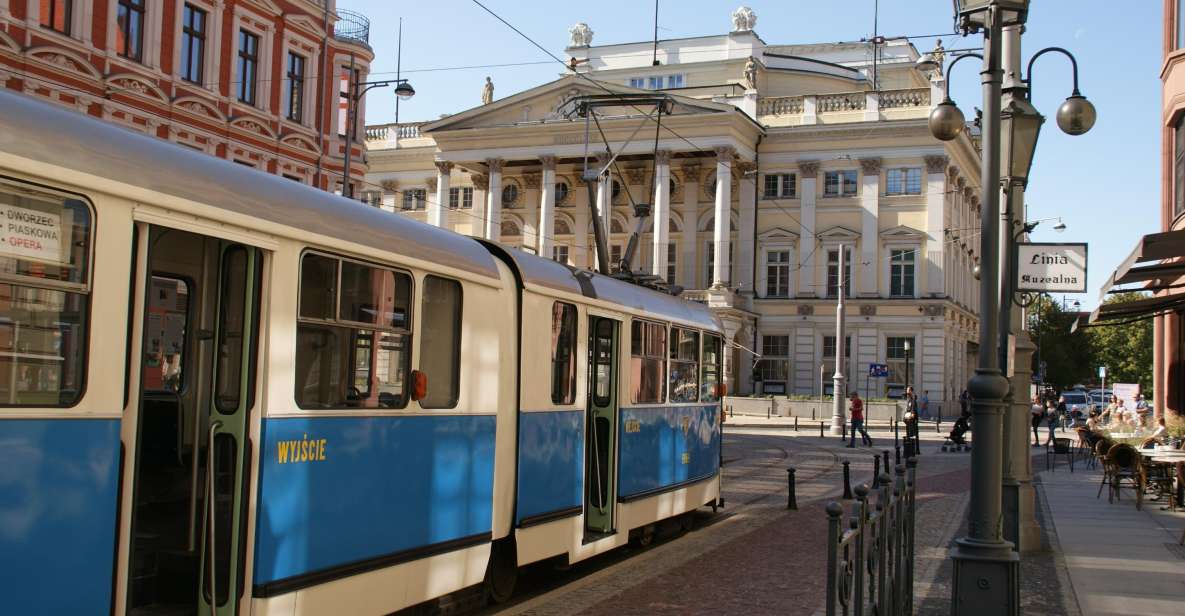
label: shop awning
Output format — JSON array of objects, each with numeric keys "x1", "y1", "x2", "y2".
[{"x1": 1078, "y1": 229, "x2": 1185, "y2": 331}]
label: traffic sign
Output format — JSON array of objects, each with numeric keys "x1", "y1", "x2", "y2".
[{"x1": 869, "y1": 363, "x2": 889, "y2": 378}]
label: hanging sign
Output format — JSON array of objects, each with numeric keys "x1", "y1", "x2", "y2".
[
  {"x1": 0, "y1": 203, "x2": 64, "y2": 265},
  {"x1": 868, "y1": 363, "x2": 889, "y2": 378},
  {"x1": 1016, "y1": 242, "x2": 1087, "y2": 293}
]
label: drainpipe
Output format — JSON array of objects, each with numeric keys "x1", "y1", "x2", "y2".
[{"x1": 751, "y1": 134, "x2": 762, "y2": 396}]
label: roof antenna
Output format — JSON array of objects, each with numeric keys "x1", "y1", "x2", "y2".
[{"x1": 652, "y1": 0, "x2": 660, "y2": 66}]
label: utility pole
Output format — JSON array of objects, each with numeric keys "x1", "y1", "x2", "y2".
[{"x1": 830, "y1": 244, "x2": 847, "y2": 436}]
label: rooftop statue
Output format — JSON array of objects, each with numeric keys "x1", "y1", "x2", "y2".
[
  {"x1": 568, "y1": 22, "x2": 594, "y2": 47},
  {"x1": 731, "y1": 6, "x2": 757, "y2": 32}
]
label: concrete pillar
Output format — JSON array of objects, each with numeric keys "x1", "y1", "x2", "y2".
[
  {"x1": 858, "y1": 157, "x2": 881, "y2": 296},
  {"x1": 712, "y1": 146, "x2": 734, "y2": 288},
  {"x1": 431, "y1": 161, "x2": 452, "y2": 228},
  {"x1": 736, "y1": 161, "x2": 757, "y2": 295},
  {"x1": 471, "y1": 173, "x2": 489, "y2": 237},
  {"x1": 484, "y1": 158, "x2": 504, "y2": 241},
  {"x1": 798, "y1": 161, "x2": 820, "y2": 297},
  {"x1": 538, "y1": 155, "x2": 557, "y2": 258},
  {"x1": 652, "y1": 150, "x2": 671, "y2": 278},
  {"x1": 680, "y1": 161, "x2": 701, "y2": 287},
  {"x1": 925, "y1": 155, "x2": 949, "y2": 296}
]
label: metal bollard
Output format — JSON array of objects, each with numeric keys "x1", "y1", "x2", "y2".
[
  {"x1": 882, "y1": 450, "x2": 890, "y2": 476},
  {"x1": 895, "y1": 445, "x2": 901, "y2": 466},
  {"x1": 767, "y1": 404, "x2": 771, "y2": 419},
  {"x1": 787, "y1": 467, "x2": 798, "y2": 510},
  {"x1": 820, "y1": 421, "x2": 825, "y2": 438},
  {"x1": 872, "y1": 454, "x2": 881, "y2": 488},
  {"x1": 936, "y1": 416, "x2": 942, "y2": 433},
  {"x1": 842, "y1": 460, "x2": 853, "y2": 500},
  {"x1": 842, "y1": 423, "x2": 848, "y2": 440},
  {"x1": 794, "y1": 416, "x2": 799, "y2": 432}
]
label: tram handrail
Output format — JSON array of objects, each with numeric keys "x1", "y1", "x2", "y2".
[{"x1": 205, "y1": 420, "x2": 222, "y2": 616}]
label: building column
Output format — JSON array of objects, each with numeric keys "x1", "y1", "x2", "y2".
[
  {"x1": 798, "y1": 161, "x2": 820, "y2": 297},
  {"x1": 680, "y1": 161, "x2": 701, "y2": 287},
  {"x1": 538, "y1": 155, "x2": 557, "y2": 258},
  {"x1": 652, "y1": 150, "x2": 672, "y2": 278},
  {"x1": 736, "y1": 161, "x2": 757, "y2": 295},
  {"x1": 471, "y1": 173, "x2": 489, "y2": 236},
  {"x1": 925, "y1": 155, "x2": 950, "y2": 296},
  {"x1": 712, "y1": 146, "x2": 734, "y2": 288},
  {"x1": 858, "y1": 157, "x2": 881, "y2": 296},
  {"x1": 431, "y1": 161, "x2": 453, "y2": 228},
  {"x1": 484, "y1": 158, "x2": 504, "y2": 241},
  {"x1": 523, "y1": 171, "x2": 541, "y2": 253}
]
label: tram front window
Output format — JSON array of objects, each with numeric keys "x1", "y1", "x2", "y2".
[
  {"x1": 295, "y1": 252, "x2": 411, "y2": 409},
  {"x1": 0, "y1": 183, "x2": 92, "y2": 407}
]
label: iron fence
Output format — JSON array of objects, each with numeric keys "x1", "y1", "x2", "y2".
[{"x1": 825, "y1": 457, "x2": 917, "y2": 616}]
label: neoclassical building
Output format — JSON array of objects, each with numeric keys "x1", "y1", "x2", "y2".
[
  {"x1": 364, "y1": 8, "x2": 983, "y2": 408},
  {"x1": 0, "y1": 0, "x2": 374, "y2": 191}
]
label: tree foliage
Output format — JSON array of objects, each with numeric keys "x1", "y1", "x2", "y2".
[
  {"x1": 1083, "y1": 292, "x2": 1154, "y2": 393},
  {"x1": 1028, "y1": 295, "x2": 1092, "y2": 388}
]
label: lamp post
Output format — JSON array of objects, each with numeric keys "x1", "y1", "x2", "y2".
[
  {"x1": 829, "y1": 244, "x2": 847, "y2": 436},
  {"x1": 340, "y1": 56, "x2": 416, "y2": 199},
  {"x1": 904, "y1": 338, "x2": 912, "y2": 392},
  {"x1": 927, "y1": 2, "x2": 1095, "y2": 612}
]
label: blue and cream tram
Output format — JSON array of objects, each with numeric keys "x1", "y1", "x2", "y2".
[{"x1": 0, "y1": 89, "x2": 723, "y2": 615}]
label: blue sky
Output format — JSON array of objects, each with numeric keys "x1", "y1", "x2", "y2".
[{"x1": 350, "y1": 0, "x2": 1161, "y2": 310}]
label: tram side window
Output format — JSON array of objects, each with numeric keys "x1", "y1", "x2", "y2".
[
  {"x1": 551, "y1": 301, "x2": 577, "y2": 405},
  {"x1": 419, "y1": 276, "x2": 462, "y2": 408},
  {"x1": 0, "y1": 183, "x2": 92, "y2": 407},
  {"x1": 701, "y1": 333, "x2": 723, "y2": 403},
  {"x1": 630, "y1": 320, "x2": 666, "y2": 404},
  {"x1": 295, "y1": 252, "x2": 412, "y2": 409},
  {"x1": 669, "y1": 327, "x2": 699, "y2": 403}
]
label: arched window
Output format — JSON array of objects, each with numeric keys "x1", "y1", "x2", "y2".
[
  {"x1": 555, "y1": 181, "x2": 569, "y2": 204},
  {"x1": 554, "y1": 218, "x2": 572, "y2": 235},
  {"x1": 502, "y1": 184, "x2": 519, "y2": 206},
  {"x1": 611, "y1": 179, "x2": 622, "y2": 202},
  {"x1": 610, "y1": 218, "x2": 626, "y2": 234},
  {"x1": 501, "y1": 219, "x2": 520, "y2": 236}
]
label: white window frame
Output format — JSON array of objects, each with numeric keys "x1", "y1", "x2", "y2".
[
  {"x1": 279, "y1": 33, "x2": 319, "y2": 128},
  {"x1": 106, "y1": 0, "x2": 164, "y2": 71},
  {"x1": 884, "y1": 243, "x2": 919, "y2": 298},
  {"x1": 231, "y1": 7, "x2": 274, "y2": 113},
  {"x1": 703, "y1": 241, "x2": 735, "y2": 289},
  {"x1": 823, "y1": 243, "x2": 853, "y2": 298},
  {"x1": 823, "y1": 169, "x2": 858, "y2": 197},
  {"x1": 553, "y1": 244, "x2": 570, "y2": 265},
  {"x1": 885, "y1": 167, "x2": 923, "y2": 196},
  {"x1": 25, "y1": 0, "x2": 93, "y2": 43},
  {"x1": 758, "y1": 241, "x2": 794, "y2": 299},
  {"x1": 170, "y1": 0, "x2": 222, "y2": 91},
  {"x1": 758, "y1": 332, "x2": 791, "y2": 394},
  {"x1": 884, "y1": 334, "x2": 917, "y2": 394},
  {"x1": 628, "y1": 77, "x2": 645, "y2": 88},
  {"x1": 667, "y1": 74, "x2": 684, "y2": 88},
  {"x1": 820, "y1": 334, "x2": 853, "y2": 395}
]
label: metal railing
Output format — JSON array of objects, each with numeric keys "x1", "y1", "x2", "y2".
[
  {"x1": 334, "y1": 8, "x2": 371, "y2": 47},
  {"x1": 825, "y1": 457, "x2": 917, "y2": 616}
]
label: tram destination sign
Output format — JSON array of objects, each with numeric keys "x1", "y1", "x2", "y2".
[
  {"x1": 1, "y1": 203, "x2": 64, "y2": 265},
  {"x1": 1016, "y1": 242, "x2": 1087, "y2": 293}
]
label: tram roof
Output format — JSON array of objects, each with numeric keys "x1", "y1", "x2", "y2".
[
  {"x1": 0, "y1": 90, "x2": 500, "y2": 280},
  {"x1": 489, "y1": 244, "x2": 721, "y2": 332}
]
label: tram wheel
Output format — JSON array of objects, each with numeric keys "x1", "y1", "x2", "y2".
[
  {"x1": 631, "y1": 523, "x2": 656, "y2": 548},
  {"x1": 483, "y1": 538, "x2": 518, "y2": 604},
  {"x1": 678, "y1": 512, "x2": 694, "y2": 533}
]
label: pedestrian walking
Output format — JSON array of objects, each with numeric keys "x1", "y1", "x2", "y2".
[
  {"x1": 1031, "y1": 396, "x2": 1044, "y2": 446},
  {"x1": 847, "y1": 391, "x2": 872, "y2": 448},
  {"x1": 1135, "y1": 394, "x2": 1150, "y2": 427},
  {"x1": 959, "y1": 389, "x2": 971, "y2": 415},
  {"x1": 920, "y1": 390, "x2": 930, "y2": 419},
  {"x1": 903, "y1": 386, "x2": 921, "y2": 455},
  {"x1": 1044, "y1": 400, "x2": 1058, "y2": 446}
]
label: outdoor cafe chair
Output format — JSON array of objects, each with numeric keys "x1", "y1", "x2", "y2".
[
  {"x1": 1047, "y1": 437, "x2": 1075, "y2": 472},
  {"x1": 1074, "y1": 428, "x2": 1092, "y2": 460},
  {"x1": 1092, "y1": 438, "x2": 1113, "y2": 479},
  {"x1": 1104, "y1": 444, "x2": 1144, "y2": 510}
]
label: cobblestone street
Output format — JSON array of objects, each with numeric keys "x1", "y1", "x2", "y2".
[{"x1": 487, "y1": 423, "x2": 986, "y2": 616}]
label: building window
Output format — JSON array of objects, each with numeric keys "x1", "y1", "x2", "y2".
[
  {"x1": 449, "y1": 186, "x2": 473, "y2": 209},
  {"x1": 295, "y1": 253, "x2": 413, "y2": 410},
  {"x1": 116, "y1": 0, "x2": 146, "y2": 62},
  {"x1": 890, "y1": 248, "x2": 916, "y2": 297},
  {"x1": 41, "y1": 0, "x2": 72, "y2": 35},
  {"x1": 284, "y1": 52, "x2": 306, "y2": 123},
  {"x1": 502, "y1": 183, "x2": 518, "y2": 206},
  {"x1": 236, "y1": 29, "x2": 259, "y2": 105},
  {"x1": 701, "y1": 334, "x2": 723, "y2": 402},
  {"x1": 359, "y1": 190, "x2": 381, "y2": 207},
  {"x1": 669, "y1": 327, "x2": 700, "y2": 403},
  {"x1": 501, "y1": 219, "x2": 520, "y2": 237},
  {"x1": 667, "y1": 74, "x2": 684, "y2": 88},
  {"x1": 648, "y1": 76, "x2": 662, "y2": 89},
  {"x1": 822, "y1": 335, "x2": 852, "y2": 395},
  {"x1": 765, "y1": 249, "x2": 790, "y2": 297},
  {"x1": 553, "y1": 245, "x2": 569, "y2": 264},
  {"x1": 705, "y1": 243, "x2": 734, "y2": 288},
  {"x1": 886, "y1": 336, "x2": 916, "y2": 391},
  {"x1": 823, "y1": 170, "x2": 858, "y2": 197},
  {"x1": 551, "y1": 302, "x2": 578, "y2": 404},
  {"x1": 666, "y1": 243, "x2": 677, "y2": 285},
  {"x1": 827, "y1": 247, "x2": 852, "y2": 298},
  {"x1": 1176, "y1": 114, "x2": 1185, "y2": 218},
  {"x1": 885, "y1": 168, "x2": 922, "y2": 195},
  {"x1": 0, "y1": 182, "x2": 93, "y2": 407},
  {"x1": 628, "y1": 77, "x2": 645, "y2": 88},
  {"x1": 419, "y1": 276, "x2": 462, "y2": 408},
  {"x1": 759, "y1": 335, "x2": 790, "y2": 394},
  {"x1": 763, "y1": 173, "x2": 796, "y2": 199},
  {"x1": 610, "y1": 244, "x2": 622, "y2": 266},
  {"x1": 179, "y1": 4, "x2": 206, "y2": 83},
  {"x1": 630, "y1": 320, "x2": 667, "y2": 404},
  {"x1": 555, "y1": 181, "x2": 570, "y2": 204},
  {"x1": 402, "y1": 188, "x2": 426, "y2": 210}
]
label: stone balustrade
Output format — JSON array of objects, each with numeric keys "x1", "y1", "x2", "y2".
[
  {"x1": 817, "y1": 92, "x2": 866, "y2": 112},
  {"x1": 365, "y1": 122, "x2": 428, "y2": 148},
  {"x1": 878, "y1": 88, "x2": 931, "y2": 109},
  {"x1": 757, "y1": 96, "x2": 805, "y2": 116},
  {"x1": 757, "y1": 87, "x2": 932, "y2": 125}
]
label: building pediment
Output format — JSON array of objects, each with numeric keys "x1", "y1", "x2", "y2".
[
  {"x1": 880, "y1": 224, "x2": 926, "y2": 241},
  {"x1": 422, "y1": 75, "x2": 736, "y2": 133},
  {"x1": 817, "y1": 226, "x2": 861, "y2": 242},
  {"x1": 758, "y1": 227, "x2": 799, "y2": 243}
]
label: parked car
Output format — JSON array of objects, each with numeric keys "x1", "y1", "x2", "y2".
[
  {"x1": 1088, "y1": 389, "x2": 1113, "y2": 410},
  {"x1": 1060, "y1": 391, "x2": 1091, "y2": 422}
]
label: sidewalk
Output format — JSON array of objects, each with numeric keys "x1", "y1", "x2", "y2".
[{"x1": 1036, "y1": 465, "x2": 1185, "y2": 615}]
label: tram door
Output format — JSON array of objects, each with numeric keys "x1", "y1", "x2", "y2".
[
  {"x1": 585, "y1": 316, "x2": 620, "y2": 535},
  {"x1": 127, "y1": 226, "x2": 261, "y2": 616}
]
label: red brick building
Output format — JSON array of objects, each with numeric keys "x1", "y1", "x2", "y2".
[{"x1": 0, "y1": 0, "x2": 374, "y2": 191}]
